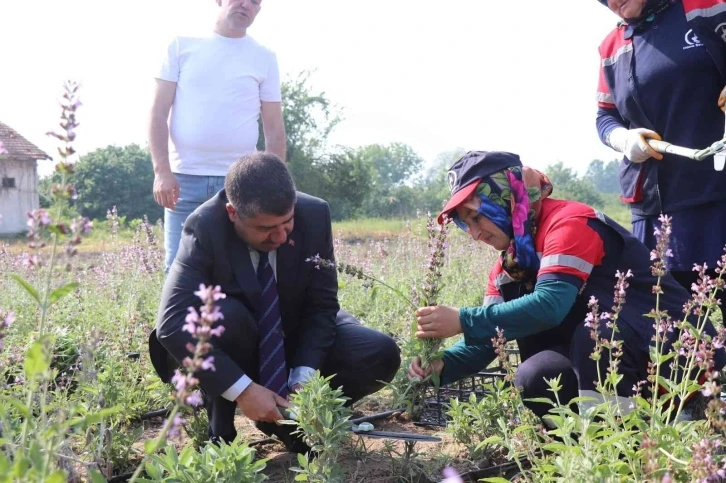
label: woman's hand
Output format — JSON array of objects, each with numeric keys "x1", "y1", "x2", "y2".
[
  {"x1": 407, "y1": 356, "x2": 444, "y2": 382},
  {"x1": 719, "y1": 85, "x2": 726, "y2": 112},
  {"x1": 415, "y1": 305, "x2": 462, "y2": 339}
]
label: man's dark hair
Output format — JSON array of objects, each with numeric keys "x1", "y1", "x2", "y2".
[{"x1": 225, "y1": 152, "x2": 296, "y2": 218}]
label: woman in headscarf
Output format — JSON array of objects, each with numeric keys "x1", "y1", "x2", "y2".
[
  {"x1": 595, "y1": 0, "x2": 726, "y2": 299},
  {"x1": 407, "y1": 151, "x2": 725, "y2": 418}
]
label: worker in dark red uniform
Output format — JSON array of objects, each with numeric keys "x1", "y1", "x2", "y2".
[
  {"x1": 595, "y1": 0, "x2": 726, "y2": 296},
  {"x1": 407, "y1": 151, "x2": 726, "y2": 419}
]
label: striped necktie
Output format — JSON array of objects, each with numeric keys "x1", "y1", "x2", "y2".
[{"x1": 256, "y1": 251, "x2": 288, "y2": 398}]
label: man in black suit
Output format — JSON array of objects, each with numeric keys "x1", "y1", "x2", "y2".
[{"x1": 148, "y1": 152, "x2": 401, "y2": 452}]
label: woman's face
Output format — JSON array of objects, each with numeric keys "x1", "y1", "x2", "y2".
[
  {"x1": 455, "y1": 200, "x2": 511, "y2": 251},
  {"x1": 606, "y1": 0, "x2": 646, "y2": 19}
]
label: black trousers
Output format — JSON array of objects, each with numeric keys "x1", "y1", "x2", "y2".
[
  {"x1": 515, "y1": 320, "x2": 649, "y2": 419},
  {"x1": 205, "y1": 308, "x2": 401, "y2": 442}
]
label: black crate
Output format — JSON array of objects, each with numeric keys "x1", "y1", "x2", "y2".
[{"x1": 413, "y1": 348, "x2": 520, "y2": 427}]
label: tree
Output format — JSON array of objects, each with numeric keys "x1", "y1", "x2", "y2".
[
  {"x1": 257, "y1": 70, "x2": 342, "y2": 195},
  {"x1": 356, "y1": 143, "x2": 423, "y2": 187},
  {"x1": 40, "y1": 144, "x2": 162, "y2": 222},
  {"x1": 584, "y1": 159, "x2": 620, "y2": 194},
  {"x1": 545, "y1": 162, "x2": 604, "y2": 208},
  {"x1": 312, "y1": 149, "x2": 375, "y2": 220}
]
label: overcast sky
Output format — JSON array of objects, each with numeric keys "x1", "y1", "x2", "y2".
[{"x1": 0, "y1": 1, "x2": 622, "y2": 176}]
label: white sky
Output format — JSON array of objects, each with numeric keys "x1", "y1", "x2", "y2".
[{"x1": 0, "y1": 1, "x2": 622, "y2": 177}]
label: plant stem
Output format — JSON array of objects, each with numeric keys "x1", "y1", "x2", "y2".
[{"x1": 127, "y1": 405, "x2": 180, "y2": 483}]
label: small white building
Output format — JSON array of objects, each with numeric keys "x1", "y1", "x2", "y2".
[{"x1": 0, "y1": 121, "x2": 50, "y2": 235}]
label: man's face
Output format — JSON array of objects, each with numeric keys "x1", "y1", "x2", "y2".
[
  {"x1": 226, "y1": 203, "x2": 294, "y2": 252},
  {"x1": 216, "y1": 0, "x2": 262, "y2": 31}
]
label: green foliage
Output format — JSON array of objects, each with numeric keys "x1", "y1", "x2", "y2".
[
  {"x1": 584, "y1": 159, "x2": 620, "y2": 195},
  {"x1": 287, "y1": 372, "x2": 352, "y2": 483},
  {"x1": 40, "y1": 144, "x2": 161, "y2": 223},
  {"x1": 545, "y1": 162, "x2": 604, "y2": 209},
  {"x1": 141, "y1": 440, "x2": 268, "y2": 483},
  {"x1": 445, "y1": 380, "x2": 511, "y2": 459}
]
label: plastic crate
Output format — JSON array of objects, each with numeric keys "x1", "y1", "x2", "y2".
[{"x1": 414, "y1": 348, "x2": 520, "y2": 427}]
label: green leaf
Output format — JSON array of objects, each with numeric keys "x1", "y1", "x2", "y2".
[
  {"x1": 24, "y1": 341, "x2": 49, "y2": 378},
  {"x1": 481, "y1": 478, "x2": 510, "y2": 483},
  {"x1": 294, "y1": 475, "x2": 308, "y2": 481},
  {"x1": 144, "y1": 439, "x2": 159, "y2": 455},
  {"x1": 89, "y1": 470, "x2": 107, "y2": 483},
  {"x1": 49, "y1": 282, "x2": 79, "y2": 304},
  {"x1": 523, "y1": 397, "x2": 555, "y2": 406},
  {"x1": 9, "y1": 274, "x2": 40, "y2": 305},
  {"x1": 3, "y1": 397, "x2": 30, "y2": 419},
  {"x1": 45, "y1": 470, "x2": 67, "y2": 483},
  {"x1": 430, "y1": 371, "x2": 440, "y2": 389}
]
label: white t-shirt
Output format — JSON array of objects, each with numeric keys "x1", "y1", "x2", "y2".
[{"x1": 156, "y1": 33, "x2": 281, "y2": 176}]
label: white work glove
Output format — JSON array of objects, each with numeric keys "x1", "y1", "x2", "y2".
[{"x1": 607, "y1": 127, "x2": 664, "y2": 164}]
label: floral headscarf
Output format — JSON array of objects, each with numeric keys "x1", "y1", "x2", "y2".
[{"x1": 452, "y1": 166, "x2": 553, "y2": 282}]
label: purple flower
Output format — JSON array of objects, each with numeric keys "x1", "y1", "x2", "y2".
[
  {"x1": 185, "y1": 391, "x2": 203, "y2": 407},
  {"x1": 200, "y1": 356, "x2": 216, "y2": 372},
  {"x1": 167, "y1": 414, "x2": 185, "y2": 439},
  {"x1": 441, "y1": 467, "x2": 464, "y2": 483}
]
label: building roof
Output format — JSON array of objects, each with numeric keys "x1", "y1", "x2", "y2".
[{"x1": 0, "y1": 121, "x2": 51, "y2": 162}]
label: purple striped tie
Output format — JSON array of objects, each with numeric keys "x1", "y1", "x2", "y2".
[{"x1": 256, "y1": 251, "x2": 288, "y2": 398}]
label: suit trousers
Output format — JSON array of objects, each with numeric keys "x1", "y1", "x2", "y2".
[{"x1": 203, "y1": 299, "x2": 401, "y2": 442}]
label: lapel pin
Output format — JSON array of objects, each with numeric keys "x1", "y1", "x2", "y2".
[{"x1": 288, "y1": 238, "x2": 295, "y2": 247}]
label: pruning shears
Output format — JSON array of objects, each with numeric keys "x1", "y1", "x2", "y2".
[
  {"x1": 646, "y1": 110, "x2": 726, "y2": 171},
  {"x1": 278, "y1": 407, "x2": 441, "y2": 443}
]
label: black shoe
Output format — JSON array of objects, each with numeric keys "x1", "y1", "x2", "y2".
[{"x1": 255, "y1": 421, "x2": 314, "y2": 455}]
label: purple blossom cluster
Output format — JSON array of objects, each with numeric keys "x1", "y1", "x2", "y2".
[
  {"x1": 166, "y1": 284, "x2": 227, "y2": 438},
  {"x1": 0, "y1": 310, "x2": 15, "y2": 352}
]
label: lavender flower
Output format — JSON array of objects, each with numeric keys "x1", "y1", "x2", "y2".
[
  {"x1": 0, "y1": 310, "x2": 14, "y2": 352},
  {"x1": 166, "y1": 414, "x2": 186, "y2": 439},
  {"x1": 167, "y1": 284, "x2": 228, "y2": 438},
  {"x1": 687, "y1": 437, "x2": 726, "y2": 481},
  {"x1": 650, "y1": 214, "x2": 673, "y2": 283}
]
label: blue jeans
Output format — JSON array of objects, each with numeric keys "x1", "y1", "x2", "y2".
[{"x1": 164, "y1": 173, "x2": 226, "y2": 272}]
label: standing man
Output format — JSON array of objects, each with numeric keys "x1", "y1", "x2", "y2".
[
  {"x1": 148, "y1": 152, "x2": 401, "y2": 453},
  {"x1": 149, "y1": 0, "x2": 287, "y2": 272}
]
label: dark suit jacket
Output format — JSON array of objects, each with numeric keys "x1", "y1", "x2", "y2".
[{"x1": 149, "y1": 189, "x2": 339, "y2": 399}]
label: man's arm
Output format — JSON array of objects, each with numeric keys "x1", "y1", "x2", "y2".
[
  {"x1": 149, "y1": 79, "x2": 179, "y2": 209},
  {"x1": 294, "y1": 202, "x2": 339, "y2": 371},
  {"x1": 261, "y1": 101, "x2": 286, "y2": 161}
]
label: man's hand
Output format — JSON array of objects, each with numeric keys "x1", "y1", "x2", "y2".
[
  {"x1": 719, "y1": 85, "x2": 726, "y2": 113},
  {"x1": 607, "y1": 127, "x2": 663, "y2": 164},
  {"x1": 235, "y1": 382, "x2": 290, "y2": 424},
  {"x1": 153, "y1": 171, "x2": 179, "y2": 209},
  {"x1": 408, "y1": 356, "x2": 444, "y2": 382},
  {"x1": 415, "y1": 305, "x2": 462, "y2": 339}
]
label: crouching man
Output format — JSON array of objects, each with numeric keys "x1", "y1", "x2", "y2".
[{"x1": 149, "y1": 152, "x2": 401, "y2": 453}]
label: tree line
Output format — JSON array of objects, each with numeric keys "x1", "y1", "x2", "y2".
[{"x1": 40, "y1": 72, "x2": 623, "y2": 224}]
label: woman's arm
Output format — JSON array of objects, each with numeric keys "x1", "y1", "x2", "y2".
[{"x1": 459, "y1": 278, "x2": 579, "y2": 344}]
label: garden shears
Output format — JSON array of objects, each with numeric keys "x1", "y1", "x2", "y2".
[{"x1": 646, "y1": 110, "x2": 726, "y2": 171}]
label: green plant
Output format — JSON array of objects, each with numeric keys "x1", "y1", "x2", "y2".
[
  {"x1": 287, "y1": 372, "x2": 352, "y2": 482},
  {"x1": 141, "y1": 439, "x2": 268, "y2": 482},
  {"x1": 476, "y1": 216, "x2": 726, "y2": 482}
]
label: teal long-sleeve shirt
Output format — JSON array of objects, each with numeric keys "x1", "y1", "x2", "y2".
[{"x1": 441, "y1": 278, "x2": 579, "y2": 386}]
